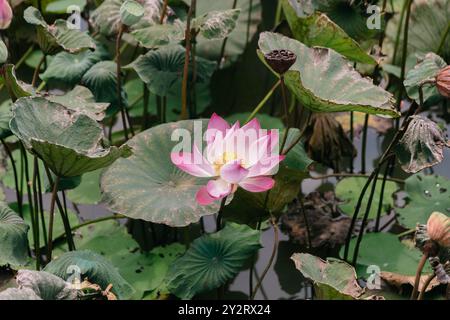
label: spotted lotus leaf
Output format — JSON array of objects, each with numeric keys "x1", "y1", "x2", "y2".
[
  {"x1": 24, "y1": 7, "x2": 95, "y2": 55},
  {"x1": 258, "y1": 32, "x2": 399, "y2": 117},
  {"x1": 9, "y1": 97, "x2": 131, "y2": 177},
  {"x1": 395, "y1": 116, "x2": 449, "y2": 174},
  {"x1": 193, "y1": 9, "x2": 241, "y2": 40}
]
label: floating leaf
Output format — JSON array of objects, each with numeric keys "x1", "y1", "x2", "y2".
[
  {"x1": 41, "y1": 46, "x2": 108, "y2": 86},
  {"x1": 396, "y1": 174, "x2": 450, "y2": 229},
  {"x1": 344, "y1": 233, "x2": 432, "y2": 276},
  {"x1": 395, "y1": 116, "x2": 449, "y2": 173},
  {"x1": 336, "y1": 177, "x2": 398, "y2": 219},
  {"x1": 45, "y1": 0, "x2": 87, "y2": 14},
  {"x1": 258, "y1": 32, "x2": 399, "y2": 117},
  {"x1": 125, "y1": 45, "x2": 216, "y2": 97},
  {"x1": 10, "y1": 97, "x2": 131, "y2": 177},
  {"x1": 101, "y1": 120, "x2": 220, "y2": 227},
  {"x1": 46, "y1": 86, "x2": 110, "y2": 121},
  {"x1": 24, "y1": 6, "x2": 95, "y2": 54},
  {"x1": 44, "y1": 250, "x2": 134, "y2": 299},
  {"x1": 166, "y1": 222, "x2": 261, "y2": 299},
  {"x1": 282, "y1": 0, "x2": 375, "y2": 64},
  {"x1": 291, "y1": 253, "x2": 364, "y2": 300},
  {"x1": 404, "y1": 53, "x2": 447, "y2": 103},
  {"x1": 0, "y1": 64, "x2": 34, "y2": 99},
  {"x1": 189, "y1": 0, "x2": 261, "y2": 65},
  {"x1": 0, "y1": 202, "x2": 29, "y2": 267},
  {"x1": 193, "y1": 9, "x2": 241, "y2": 40},
  {"x1": 67, "y1": 169, "x2": 103, "y2": 205},
  {"x1": 0, "y1": 39, "x2": 7, "y2": 63},
  {"x1": 81, "y1": 60, "x2": 126, "y2": 116},
  {"x1": 15, "y1": 270, "x2": 79, "y2": 300}
]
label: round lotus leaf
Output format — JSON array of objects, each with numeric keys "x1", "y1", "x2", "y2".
[
  {"x1": 9, "y1": 97, "x2": 131, "y2": 177},
  {"x1": 101, "y1": 120, "x2": 221, "y2": 227},
  {"x1": 120, "y1": 0, "x2": 145, "y2": 26}
]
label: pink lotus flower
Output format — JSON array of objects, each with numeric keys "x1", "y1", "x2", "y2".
[
  {"x1": 171, "y1": 113, "x2": 285, "y2": 205},
  {"x1": 0, "y1": 0, "x2": 12, "y2": 30}
]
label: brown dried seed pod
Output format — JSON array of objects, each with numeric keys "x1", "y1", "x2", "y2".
[
  {"x1": 264, "y1": 49, "x2": 297, "y2": 75},
  {"x1": 427, "y1": 211, "x2": 450, "y2": 248},
  {"x1": 436, "y1": 65, "x2": 450, "y2": 98}
]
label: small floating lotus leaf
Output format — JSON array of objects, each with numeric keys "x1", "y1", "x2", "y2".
[
  {"x1": 15, "y1": 270, "x2": 79, "y2": 300},
  {"x1": 0, "y1": 202, "x2": 29, "y2": 267},
  {"x1": 395, "y1": 116, "x2": 449, "y2": 174},
  {"x1": 336, "y1": 177, "x2": 398, "y2": 219},
  {"x1": 0, "y1": 39, "x2": 7, "y2": 63},
  {"x1": 46, "y1": 86, "x2": 109, "y2": 121},
  {"x1": 0, "y1": 64, "x2": 34, "y2": 99},
  {"x1": 291, "y1": 253, "x2": 364, "y2": 300},
  {"x1": 166, "y1": 222, "x2": 261, "y2": 299},
  {"x1": 192, "y1": 9, "x2": 241, "y2": 40},
  {"x1": 404, "y1": 53, "x2": 447, "y2": 103},
  {"x1": 120, "y1": 0, "x2": 145, "y2": 27},
  {"x1": 281, "y1": 0, "x2": 375, "y2": 64},
  {"x1": 125, "y1": 45, "x2": 216, "y2": 97},
  {"x1": 396, "y1": 174, "x2": 450, "y2": 229},
  {"x1": 100, "y1": 120, "x2": 221, "y2": 227},
  {"x1": 43, "y1": 250, "x2": 134, "y2": 299},
  {"x1": 9, "y1": 97, "x2": 131, "y2": 177},
  {"x1": 24, "y1": 6, "x2": 95, "y2": 54},
  {"x1": 258, "y1": 32, "x2": 399, "y2": 117}
]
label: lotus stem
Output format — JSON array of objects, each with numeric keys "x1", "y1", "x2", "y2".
[
  {"x1": 32, "y1": 156, "x2": 41, "y2": 269},
  {"x1": 1, "y1": 139, "x2": 22, "y2": 218},
  {"x1": 411, "y1": 253, "x2": 429, "y2": 299},
  {"x1": 251, "y1": 216, "x2": 279, "y2": 300},
  {"x1": 35, "y1": 160, "x2": 47, "y2": 247},
  {"x1": 20, "y1": 144, "x2": 36, "y2": 251},
  {"x1": 392, "y1": 0, "x2": 407, "y2": 63},
  {"x1": 159, "y1": 0, "x2": 169, "y2": 24},
  {"x1": 180, "y1": 0, "x2": 196, "y2": 120},
  {"x1": 280, "y1": 75, "x2": 291, "y2": 152},
  {"x1": 374, "y1": 160, "x2": 392, "y2": 232},
  {"x1": 31, "y1": 54, "x2": 45, "y2": 88},
  {"x1": 282, "y1": 111, "x2": 312, "y2": 156},
  {"x1": 216, "y1": 0, "x2": 238, "y2": 68},
  {"x1": 437, "y1": 22, "x2": 450, "y2": 55},
  {"x1": 361, "y1": 114, "x2": 369, "y2": 174},
  {"x1": 115, "y1": 24, "x2": 131, "y2": 140},
  {"x1": 418, "y1": 273, "x2": 436, "y2": 300},
  {"x1": 246, "y1": 80, "x2": 281, "y2": 123},
  {"x1": 142, "y1": 84, "x2": 150, "y2": 129},
  {"x1": 350, "y1": 112, "x2": 354, "y2": 173},
  {"x1": 245, "y1": 0, "x2": 253, "y2": 44},
  {"x1": 216, "y1": 196, "x2": 227, "y2": 231},
  {"x1": 398, "y1": 0, "x2": 413, "y2": 111},
  {"x1": 47, "y1": 175, "x2": 60, "y2": 262},
  {"x1": 309, "y1": 172, "x2": 404, "y2": 184}
]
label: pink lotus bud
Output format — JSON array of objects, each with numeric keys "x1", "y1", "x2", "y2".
[
  {"x1": 0, "y1": 0, "x2": 12, "y2": 30},
  {"x1": 436, "y1": 65, "x2": 450, "y2": 98},
  {"x1": 427, "y1": 211, "x2": 450, "y2": 248}
]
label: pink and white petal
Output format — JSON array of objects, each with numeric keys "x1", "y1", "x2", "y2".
[
  {"x1": 239, "y1": 176, "x2": 275, "y2": 193},
  {"x1": 267, "y1": 129, "x2": 281, "y2": 153},
  {"x1": 170, "y1": 150, "x2": 215, "y2": 177},
  {"x1": 206, "y1": 179, "x2": 233, "y2": 198},
  {"x1": 241, "y1": 118, "x2": 261, "y2": 134},
  {"x1": 196, "y1": 186, "x2": 217, "y2": 205},
  {"x1": 206, "y1": 113, "x2": 230, "y2": 143},
  {"x1": 247, "y1": 155, "x2": 285, "y2": 177},
  {"x1": 220, "y1": 160, "x2": 249, "y2": 183},
  {"x1": 245, "y1": 134, "x2": 271, "y2": 167}
]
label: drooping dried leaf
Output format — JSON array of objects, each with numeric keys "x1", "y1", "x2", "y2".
[
  {"x1": 335, "y1": 112, "x2": 392, "y2": 138},
  {"x1": 380, "y1": 271, "x2": 440, "y2": 293}
]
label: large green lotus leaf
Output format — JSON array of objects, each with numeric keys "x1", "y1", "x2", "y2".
[
  {"x1": 291, "y1": 253, "x2": 364, "y2": 300},
  {"x1": 0, "y1": 100, "x2": 12, "y2": 139},
  {"x1": 282, "y1": 0, "x2": 375, "y2": 64},
  {"x1": 258, "y1": 32, "x2": 399, "y2": 117},
  {"x1": 193, "y1": 9, "x2": 241, "y2": 40},
  {"x1": 0, "y1": 64, "x2": 34, "y2": 100},
  {"x1": 81, "y1": 60, "x2": 126, "y2": 116},
  {"x1": 396, "y1": 174, "x2": 450, "y2": 229},
  {"x1": 40, "y1": 45, "x2": 109, "y2": 86},
  {"x1": 186, "y1": 0, "x2": 261, "y2": 65},
  {"x1": 125, "y1": 45, "x2": 216, "y2": 97},
  {"x1": 91, "y1": 0, "x2": 164, "y2": 36},
  {"x1": 43, "y1": 250, "x2": 134, "y2": 299},
  {"x1": 131, "y1": 21, "x2": 185, "y2": 49},
  {"x1": 101, "y1": 120, "x2": 221, "y2": 227},
  {"x1": 336, "y1": 177, "x2": 398, "y2": 220},
  {"x1": 388, "y1": 0, "x2": 450, "y2": 63},
  {"x1": 166, "y1": 222, "x2": 261, "y2": 299},
  {"x1": 0, "y1": 39, "x2": 7, "y2": 64},
  {"x1": 14, "y1": 270, "x2": 79, "y2": 300},
  {"x1": 45, "y1": 0, "x2": 87, "y2": 14},
  {"x1": 404, "y1": 53, "x2": 447, "y2": 103},
  {"x1": 0, "y1": 202, "x2": 29, "y2": 267},
  {"x1": 75, "y1": 221, "x2": 185, "y2": 299},
  {"x1": 126, "y1": 78, "x2": 212, "y2": 122},
  {"x1": 10, "y1": 97, "x2": 131, "y2": 177},
  {"x1": 344, "y1": 233, "x2": 432, "y2": 276},
  {"x1": 24, "y1": 6, "x2": 96, "y2": 54},
  {"x1": 46, "y1": 86, "x2": 110, "y2": 121},
  {"x1": 67, "y1": 169, "x2": 103, "y2": 205}
]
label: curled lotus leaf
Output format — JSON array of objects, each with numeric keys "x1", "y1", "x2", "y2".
[
  {"x1": 24, "y1": 6, "x2": 95, "y2": 55},
  {"x1": 9, "y1": 97, "x2": 131, "y2": 177},
  {"x1": 395, "y1": 116, "x2": 449, "y2": 174},
  {"x1": 0, "y1": 39, "x2": 7, "y2": 64},
  {"x1": 0, "y1": 64, "x2": 34, "y2": 100},
  {"x1": 258, "y1": 32, "x2": 399, "y2": 117}
]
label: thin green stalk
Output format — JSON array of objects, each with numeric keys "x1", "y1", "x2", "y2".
[
  {"x1": 217, "y1": 0, "x2": 238, "y2": 68},
  {"x1": 280, "y1": 75, "x2": 291, "y2": 151},
  {"x1": 374, "y1": 160, "x2": 392, "y2": 232},
  {"x1": 31, "y1": 54, "x2": 46, "y2": 88},
  {"x1": 350, "y1": 112, "x2": 354, "y2": 173},
  {"x1": 437, "y1": 22, "x2": 450, "y2": 55},
  {"x1": 274, "y1": 0, "x2": 283, "y2": 27},
  {"x1": 46, "y1": 176, "x2": 60, "y2": 262},
  {"x1": 397, "y1": 0, "x2": 413, "y2": 112},
  {"x1": 392, "y1": 0, "x2": 408, "y2": 63},
  {"x1": 116, "y1": 24, "x2": 130, "y2": 140},
  {"x1": 1, "y1": 139, "x2": 22, "y2": 217},
  {"x1": 35, "y1": 160, "x2": 47, "y2": 247},
  {"x1": 411, "y1": 253, "x2": 428, "y2": 299},
  {"x1": 142, "y1": 84, "x2": 150, "y2": 129},
  {"x1": 246, "y1": 80, "x2": 281, "y2": 123},
  {"x1": 159, "y1": 0, "x2": 169, "y2": 24},
  {"x1": 245, "y1": 0, "x2": 253, "y2": 44},
  {"x1": 32, "y1": 156, "x2": 41, "y2": 269},
  {"x1": 361, "y1": 114, "x2": 369, "y2": 174},
  {"x1": 310, "y1": 172, "x2": 404, "y2": 184},
  {"x1": 418, "y1": 273, "x2": 436, "y2": 300},
  {"x1": 216, "y1": 196, "x2": 227, "y2": 231}
]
